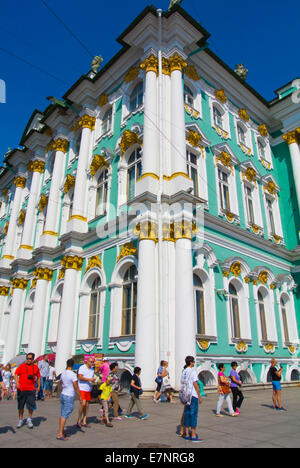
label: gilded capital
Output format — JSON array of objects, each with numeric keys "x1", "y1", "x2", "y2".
[
  {"x1": 162, "y1": 57, "x2": 171, "y2": 76},
  {"x1": 11, "y1": 277, "x2": 28, "y2": 290},
  {"x1": 51, "y1": 138, "x2": 69, "y2": 154},
  {"x1": 13, "y1": 176, "x2": 27, "y2": 189},
  {"x1": 169, "y1": 53, "x2": 187, "y2": 73},
  {"x1": 283, "y1": 128, "x2": 300, "y2": 146},
  {"x1": 27, "y1": 160, "x2": 45, "y2": 173},
  {"x1": 98, "y1": 94, "x2": 109, "y2": 107},
  {"x1": 0, "y1": 286, "x2": 10, "y2": 296},
  {"x1": 33, "y1": 267, "x2": 54, "y2": 281},
  {"x1": 79, "y1": 115, "x2": 96, "y2": 131},
  {"x1": 61, "y1": 255, "x2": 83, "y2": 271},
  {"x1": 174, "y1": 220, "x2": 195, "y2": 240},
  {"x1": 140, "y1": 55, "x2": 159, "y2": 75}
]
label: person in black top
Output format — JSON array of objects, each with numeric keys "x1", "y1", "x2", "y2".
[
  {"x1": 270, "y1": 359, "x2": 286, "y2": 411},
  {"x1": 125, "y1": 367, "x2": 149, "y2": 420}
]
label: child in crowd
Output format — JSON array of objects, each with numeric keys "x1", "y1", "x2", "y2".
[{"x1": 99, "y1": 376, "x2": 113, "y2": 427}]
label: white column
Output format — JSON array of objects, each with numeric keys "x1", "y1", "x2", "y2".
[
  {"x1": 68, "y1": 114, "x2": 95, "y2": 233},
  {"x1": 4, "y1": 278, "x2": 28, "y2": 362},
  {"x1": 28, "y1": 268, "x2": 53, "y2": 357},
  {"x1": 0, "y1": 288, "x2": 9, "y2": 358},
  {"x1": 55, "y1": 256, "x2": 82, "y2": 375},
  {"x1": 18, "y1": 161, "x2": 45, "y2": 259},
  {"x1": 170, "y1": 53, "x2": 187, "y2": 175},
  {"x1": 140, "y1": 55, "x2": 158, "y2": 175},
  {"x1": 135, "y1": 226, "x2": 157, "y2": 390},
  {"x1": 174, "y1": 225, "x2": 196, "y2": 389},
  {"x1": 40, "y1": 138, "x2": 69, "y2": 248},
  {"x1": 284, "y1": 131, "x2": 300, "y2": 212},
  {"x1": 1, "y1": 176, "x2": 26, "y2": 267}
]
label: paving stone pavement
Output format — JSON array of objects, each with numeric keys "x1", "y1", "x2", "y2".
[{"x1": 0, "y1": 387, "x2": 299, "y2": 448}]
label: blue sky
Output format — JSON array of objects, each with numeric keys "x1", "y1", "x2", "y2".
[{"x1": 0, "y1": 0, "x2": 299, "y2": 164}]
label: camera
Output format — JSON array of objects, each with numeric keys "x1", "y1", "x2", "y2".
[{"x1": 27, "y1": 375, "x2": 34, "y2": 381}]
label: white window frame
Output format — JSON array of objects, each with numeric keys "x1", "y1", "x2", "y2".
[
  {"x1": 254, "y1": 284, "x2": 278, "y2": 345},
  {"x1": 234, "y1": 118, "x2": 253, "y2": 155},
  {"x1": 210, "y1": 98, "x2": 230, "y2": 139},
  {"x1": 121, "y1": 77, "x2": 144, "y2": 126}
]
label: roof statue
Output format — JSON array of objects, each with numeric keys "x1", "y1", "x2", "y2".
[
  {"x1": 168, "y1": 0, "x2": 183, "y2": 10},
  {"x1": 235, "y1": 64, "x2": 248, "y2": 81},
  {"x1": 91, "y1": 55, "x2": 103, "y2": 74}
]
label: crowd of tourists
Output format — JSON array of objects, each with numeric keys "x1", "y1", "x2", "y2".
[{"x1": 0, "y1": 353, "x2": 286, "y2": 443}]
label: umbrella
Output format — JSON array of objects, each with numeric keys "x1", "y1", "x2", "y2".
[
  {"x1": 7, "y1": 355, "x2": 26, "y2": 369},
  {"x1": 36, "y1": 353, "x2": 56, "y2": 363}
]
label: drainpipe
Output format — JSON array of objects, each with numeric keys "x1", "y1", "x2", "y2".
[{"x1": 157, "y1": 8, "x2": 164, "y2": 362}]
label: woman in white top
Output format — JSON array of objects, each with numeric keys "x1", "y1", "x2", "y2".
[
  {"x1": 3, "y1": 364, "x2": 12, "y2": 399},
  {"x1": 57, "y1": 359, "x2": 82, "y2": 441}
]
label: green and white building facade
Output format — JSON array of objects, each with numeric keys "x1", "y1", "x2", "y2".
[{"x1": 0, "y1": 5, "x2": 299, "y2": 389}]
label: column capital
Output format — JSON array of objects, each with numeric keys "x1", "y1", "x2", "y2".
[
  {"x1": 174, "y1": 220, "x2": 197, "y2": 240},
  {"x1": 134, "y1": 221, "x2": 158, "y2": 243},
  {"x1": 33, "y1": 267, "x2": 54, "y2": 281},
  {"x1": 27, "y1": 160, "x2": 45, "y2": 174},
  {"x1": 61, "y1": 255, "x2": 83, "y2": 271},
  {"x1": 283, "y1": 128, "x2": 300, "y2": 146},
  {"x1": 47, "y1": 138, "x2": 69, "y2": 154},
  {"x1": 13, "y1": 176, "x2": 27, "y2": 189},
  {"x1": 0, "y1": 286, "x2": 10, "y2": 296},
  {"x1": 140, "y1": 54, "x2": 159, "y2": 75},
  {"x1": 11, "y1": 277, "x2": 28, "y2": 290},
  {"x1": 169, "y1": 53, "x2": 187, "y2": 73},
  {"x1": 78, "y1": 114, "x2": 96, "y2": 131}
]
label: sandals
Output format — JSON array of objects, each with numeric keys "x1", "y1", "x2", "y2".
[{"x1": 56, "y1": 436, "x2": 69, "y2": 441}]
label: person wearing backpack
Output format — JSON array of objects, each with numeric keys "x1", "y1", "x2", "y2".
[{"x1": 180, "y1": 356, "x2": 203, "y2": 443}]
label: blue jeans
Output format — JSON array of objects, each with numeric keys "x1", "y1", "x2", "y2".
[
  {"x1": 184, "y1": 396, "x2": 199, "y2": 428},
  {"x1": 38, "y1": 377, "x2": 47, "y2": 399},
  {"x1": 60, "y1": 394, "x2": 75, "y2": 420}
]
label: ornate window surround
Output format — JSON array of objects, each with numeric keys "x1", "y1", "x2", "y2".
[
  {"x1": 121, "y1": 74, "x2": 144, "y2": 127},
  {"x1": 209, "y1": 95, "x2": 231, "y2": 140}
]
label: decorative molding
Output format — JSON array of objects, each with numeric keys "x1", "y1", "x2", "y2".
[
  {"x1": 134, "y1": 221, "x2": 158, "y2": 243},
  {"x1": 117, "y1": 242, "x2": 137, "y2": 262},
  {"x1": 119, "y1": 129, "x2": 142, "y2": 157},
  {"x1": 236, "y1": 341, "x2": 248, "y2": 354},
  {"x1": 85, "y1": 255, "x2": 102, "y2": 273},
  {"x1": 11, "y1": 277, "x2": 28, "y2": 290},
  {"x1": 264, "y1": 342, "x2": 275, "y2": 354},
  {"x1": 0, "y1": 286, "x2": 10, "y2": 296},
  {"x1": 18, "y1": 209, "x2": 26, "y2": 226},
  {"x1": 258, "y1": 124, "x2": 268, "y2": 137},
  {"x1": 282, "y1": 128, "x2": 300, "y2": 146},
  {"x1": 230, "y1": 262, "x2": 242, "y2": 278},
  {"x1": 214, "y1": 89, "x2": 227, "y2": 104},
  {"x1": 33, "y1": 267, "x2": 54, "y2": 282},
  {"x1": 38, "y1": 194, "x2": 48, "y2": 212},
  {"x1": 78, "y1": 114, "x2": 96, "y2": 131},
  {"x1": 90, "y1": 154, "x2": 109, "y2": 177},
  {"x1": 124, "y1": 66, "x2": 141, "y2": 83},
  {"x1": 238, "y1": 108, "x2": 250, "y2": 122},
  {"x1": 185, "y1": 64, "x2": 200, "y2": 81},
  {"x1": 48, "y1": 138, "x2": 69, "y2": 154},
  {"x1": 187, "y1": 130, "x2": 202, "y2": 148},
  {"x1": 64, "y1": 174, "x2": 76, "y2": 194},
  {"x1": 197, "y1": 339, "x2": 210, "y2": 351},
  {"x1": 98, "y1": 94, "x2": 109, "y2": 107}
]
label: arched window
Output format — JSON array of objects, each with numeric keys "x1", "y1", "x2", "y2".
[
  {"x1": 95, "y1": 169, "x2": 109, "y2": 217},
  {"x1": 122, "y1": 265, "x2": 137, "y2": 336},
  {"x1": 184, "y1": 85, "x2": 194, "y2": 107},
  {"x1": 218, "y1": 169, "x2": 231, "y2": 212},
  {"x1": 89, "y1": 277, "x2": 102, "y2": 339},
  {"x1": 48, "y1": 283, "x2": 63, "y2": 344},
  {"x1": 244, "y1": 185, "x2": 255, "y2": 225},
  {"x1": 129, "y1": 82, "x2": 143, "y2": 113},
  {"x1": 213, "y1": 105, "x2": 223, "y2": 129},
  {"x1": 186, "y1": 151, "x2": 199, "y2": 197},
  {"x1": 229, "y1": 283, "x2": 241, "y2": 339},
  {"x1": 258, "y1": 290, "x2": 268, "y2": 341},
  {"x1": 101, "y1": 107, "x2": 112, "y2": 135},
  {"x1": 257, "y1": 139, "x2": 266, "y2": 159},
  {"x1": 193, "y1": 275, "x2": 205, "y2": 335},
  {"x1": 127, "y1": 149, "x2": 142, "y2": 201},
  {"x1": 280, "y1": 295, "x2": 290, "y2": 343}
]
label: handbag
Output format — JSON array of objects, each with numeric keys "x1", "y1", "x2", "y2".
[{"x1": 161, "y1": 375, "x2": 172, "y2": 392}]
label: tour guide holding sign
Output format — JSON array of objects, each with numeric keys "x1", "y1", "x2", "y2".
[{"x1": 15, "y1": 352, "x2": 41, "y2": 429}]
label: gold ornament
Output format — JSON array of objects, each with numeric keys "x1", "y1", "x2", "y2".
[
  {"x1": 230, "y1": 262, "x2": 242, "y2": 278},
  {"x1": 61, "y1": 255, "x2": 83, "y2": 271},
  {"x1": 98, "y1": 94, "x2": 109, "y2": 107},
  {"x1": 258, "y1": 124, "x2": 268, "y2": 137},
  {"x1": 169, "y1": 53, "x2": 187, "y2": 73},
  {"x1": 238, "y1": 108, "x2": 250, "y2": 122},
  {"x1": 117, "y1": 242, "x2": 137, "y2": 263},
  {"x1": 38, "y1": 194, "x2": 48, "y2": 212},
  {"x1": 198, "y1": 340, "x2": 210, "y2": 351},
  {"x1": 11, "y1": 277, "x2": 28, "y2": 290},
  {"x1": 90, "y1": 154, "x2": 109, "y2": 177},
  {"x1": 283, "y1": 128, "x2": 300, "y2": 146},
  {"x1": 79, "y1": 115, "x2": 96, "y2": 131},
  {"x1": 27, "y1": 160, "x2": 45, "y2": 173},
  {"x1": 0, "y1": 286, "x2": 9, "y2": 296},
  {"x1": 140, "y1": 55, "x2": 158, "y2": 75},
  {"x1": 120, "y1": 130, "x2": 142, "y2": 157},
  {"x1": 258, "y1": 271, "x2": 268, "y2": 285},
  {"x1": 124, "y1": 67, "x2": 141, "y2": 83},
  {"x1": 18, "y1": 210, "x2": 26, "y2": 226},
  {"x1": 214, "y1": 89, "x2": 227, "y2": 104},
  {"x1": 64, "y1": 174, "x2": 76, "y2": 194},
  {"x1": 236, "y1": 341, "x2": 247, "y2": 354},
  {"x1": 33, "y1": 267, "x2": 53, "y2": 281},
  {"x1": 187, "y1": 130, "x2": 202, "y2": 148},
  {"x1": 85, "y1": 256, "x2": 102, "y2": 273},
  {"x1": 185, "y1": 65, "x2": 200, "y2": 81},
  {"x1": 13, "y1": 176, "x2": 26, "y2": 189}
]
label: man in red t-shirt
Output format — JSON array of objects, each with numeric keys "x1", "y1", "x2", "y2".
[{"x1": 15, "y1": 353, "x2": 41, "y2": 429}]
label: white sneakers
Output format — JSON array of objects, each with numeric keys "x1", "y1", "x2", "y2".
[{"x1": 17, "y1": 418, "x2": 33, "y2": 429}]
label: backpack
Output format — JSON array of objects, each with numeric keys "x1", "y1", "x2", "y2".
[{"x1": 179, "y1": 369, "x2": 194, "y2": 405}]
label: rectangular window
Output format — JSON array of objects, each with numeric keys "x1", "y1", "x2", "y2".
[
  {"x1": 218, "y1": 169, "x2": 230, "y2": 212},
  {"x1": 230, "y1": 297, "x2": 241, "y2": 339},
  {"x1": 245, "y1": 186, "x2": 255, "y2": 225},
  {"x1": 195, "y1": 289, "x2": 205, "y2": 335},
  {"x1": 259, "y1": 303, "x2": 268, "y2": 341},
  {"x1": 266, "y1": 197, "x2": 276, "y2": 234},
  {"x1": 88, "y1": 292, "x2": 100, "y2": 339}
]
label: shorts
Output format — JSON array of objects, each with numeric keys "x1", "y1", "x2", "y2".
[
  {"x1": 45, "y1": 380, "x2": 53, "y2": 392},
  {"x1": 60, "y1": 394, "x2": 74, "y2": 420},
  {"x1": 272, "y1": 381, "x2": 282, "y2": 391},
  {"x1": 156, "y1": 381, "x2": 162, "y2": 392},
  {"x1": 17, "y1": 390, "x2": 36, "y2": 412},
  {"x1": 80, "y1": 391, "x2": 92, "y2": 402}
]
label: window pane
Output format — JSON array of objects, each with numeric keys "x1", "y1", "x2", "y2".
[
  {"x1": 259, "y1": 303, "x2": 268, "y2": 341},
  {"x1": 281, "y1": 307, "x2": 290, "y2": 343}
]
